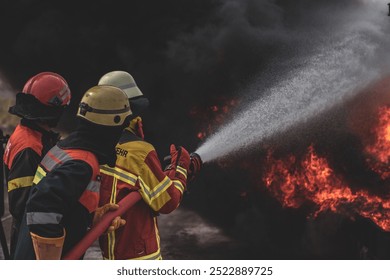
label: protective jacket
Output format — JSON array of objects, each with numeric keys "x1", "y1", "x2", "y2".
[
  {"x1": 3, "y1": 119, "x2": 59, "y2": 256},
  {"x1": 99, "y1": 125, "x2": 187, "y2": 260},
  {"x1": 13, "y1": 132, "x2": 102, "y2": 259}
]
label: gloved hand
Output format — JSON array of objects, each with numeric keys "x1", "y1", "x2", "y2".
[
  {"x1": 164, "y1": 144, "x2": 190, "y2": 190},
  {"x1": 165, "y1": 145, "x2": 190, "y2": 171},
  {"x1": 93, "y1": 203, "x2": 126, "y2": 234}
]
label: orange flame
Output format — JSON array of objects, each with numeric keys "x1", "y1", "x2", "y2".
[
  {"x1": 263, "y1": 145, "x2": 390, "y2": 231},
  {"x1": 364, "y1": 106, "x2": 390, "y2": 179},
  {"x1": 191, "y1": 98, "x2": 390, "y2": 232}
]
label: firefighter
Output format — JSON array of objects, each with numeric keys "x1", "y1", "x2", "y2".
[
  {"x1": 3, "y1": 72, "x2": 71, "y2": 257},
  {"x1": 13, "y1": 85, "x2": 131, "y2": 259},
  {"x1": 97, "y1": 70, "x2": 191, "y2": 260}
]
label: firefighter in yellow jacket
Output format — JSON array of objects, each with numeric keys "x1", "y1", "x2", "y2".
[{"x1": 97, "y1": 71, "x2": 191, "y2": 260}]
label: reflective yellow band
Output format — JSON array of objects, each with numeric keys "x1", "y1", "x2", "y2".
[
  {"x1": 33, "y1": 166, "x2": 47, "y2": 185},
  {"x1": 128, "y1": 248, "x2": 162, "y2": 260},
  {"x1": 103, "y1": 219, "x2": 162, "y2": 260},
  {"x1": 107, "y1": 177, "x2": 118, "y2": 260},
  {"x1": 8, "y1": 176, "x2": 34, "y2": 192},
  {"x1": 103, "y1": 250, "x2": 162, "y2": 260},
  {"x1": 138, "y1": 176, "x2": 172, "y2": 203},
  {"x1": 154, "y1": 217, "x2": 160, "y2": 248},
  {"x1": 173, "y1": 180, "x2": 185, "y2": 194},
  {"x1": 131, "y1": 249, "x2": 162, "y2": 260},
  {"x1": 100, "y1": 165, "x2": 137, "y2": 186},
  {"x1": 107, "y1": 230, "x2": 116, "y2": 260},
  {"x1": 176, "y1": 166, "x2": 187, "y2": 179}
]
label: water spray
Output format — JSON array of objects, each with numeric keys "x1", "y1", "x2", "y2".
[{"x1": 195, "y1": 1, "x2": 390, "y2": 163}]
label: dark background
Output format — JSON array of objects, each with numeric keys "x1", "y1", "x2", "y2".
[
  {"x1": 1, "y1": 0, "x2": 390, "y2": 259},
  {"x1": 0, "y1": 0, "x2": 358, "y2": 151}
]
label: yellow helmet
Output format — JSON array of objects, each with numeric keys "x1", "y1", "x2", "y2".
[
  {"x1": 77, "y1": 85, "x2": 132, "y2": 126},
  {"x1": 98, "y1": 71, "x2": 143, "y2": 99}
]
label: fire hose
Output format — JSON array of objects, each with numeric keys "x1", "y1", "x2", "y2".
[
  {"x1": 63, "y1": 191, "x2": 142, "y2": 260},
  {"x1": 63, "y1": 152, "x2": 202, "y2": 260}
]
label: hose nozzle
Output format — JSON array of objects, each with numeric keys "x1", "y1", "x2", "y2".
[
  {"x1": 163, "y1": 151, "x2": 202, "y2": 182},
  {"x1": 188, "y1": 152, "x2": 202, "y2": 182}
]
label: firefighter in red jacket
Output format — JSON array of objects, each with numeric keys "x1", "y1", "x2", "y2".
[
  {"x1": 13, "y1": 85, "x2": 131, "y2": 259},
  {"x1": 97, "y1": 71, "x2": 194, "y2": 260},
  {"x1": 3, "y1": 72, "x2": 71, "y2": 257}
]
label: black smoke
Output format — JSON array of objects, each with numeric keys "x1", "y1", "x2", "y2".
[{"x1": 0, "y1": 0, "x2": 364, "y2": 148}]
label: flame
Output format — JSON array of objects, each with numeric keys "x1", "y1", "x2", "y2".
[
  {"x1": 364, "y1": 106, "x2": 390, "y2": 179},
  {"x1": 261, "y1": 105, "x2": 390, "y2": 231},
  {"x1": 190, "y1": 97, "x2": 390, "y2": 232},
  {"x1": 263, "y1": 144, "x2": 390, "y2": 231}
]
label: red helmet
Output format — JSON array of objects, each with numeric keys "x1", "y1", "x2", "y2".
[
  {"x1": 9, "y1": 72, "x2": 72, "y2": 123},
  {"x1": 22, "y1": 72, "x2": 71, "y2": 106}
]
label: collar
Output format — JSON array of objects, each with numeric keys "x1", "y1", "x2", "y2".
[
  {"x1": 125, "y1": 116, "x2": 142, "y2": 135},
  {"x1": 20, "y1": 118, "x2": 59, "y2": 141}
]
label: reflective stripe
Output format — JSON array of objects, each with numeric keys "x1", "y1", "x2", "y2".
[
  {"x1": 107, "y1": 230, "x2": 116, "y2": 260},
  {"x1": 118, "y1": 82, "x2": 136, "y2": 90},
  {"x1": 58, "y1": 84, "x2": 71, "y2": 101},
  {"x1": 26, "y1": 212, "x2": 63, "y2": 225},
  {"x1": 138, "y1": 176, "x2": 171, "y2": 202},
  {"x1": 91, "y1": 107, "x2": 130, "y2": 114},
  {"x1": 154, "y1": 216, "x2": 161, "y2": 257},
  {"x1": 36, "y1": 145, "x2": 100, "y2": 213},
  {"x1": 176, "y1": 166, "x2": 187, "y2": 179},
  {"x1": 131, "y1": 251, "x2": 162, "y2": 260},
  {"x1": 110, "y1": 177, "x2": 118, "y2": 204},
  {"x1": 7, "y1": 176, "x2": 34, "y2": 192},
  {"x1": 173, "y1": 180, "x2": 185, "y2": 194},
  {"x1": 41, "y1": 146, "x2": 72, "y2": 171},
  {"x1": 33, "y1": 166, "x2": 47, "y2": 185},
  {"x1": 118, "y1": 249, "x2": 162, "y2": 260},
  {"x1": 86, "y1": 180, "x2": 100, "y2": 193},
  {"x1": 100, "y1": 165, "x2": 137, "y2": 186},
  {"x1": 107, "y1": 177, "x2": 118, "y2": 260}
]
